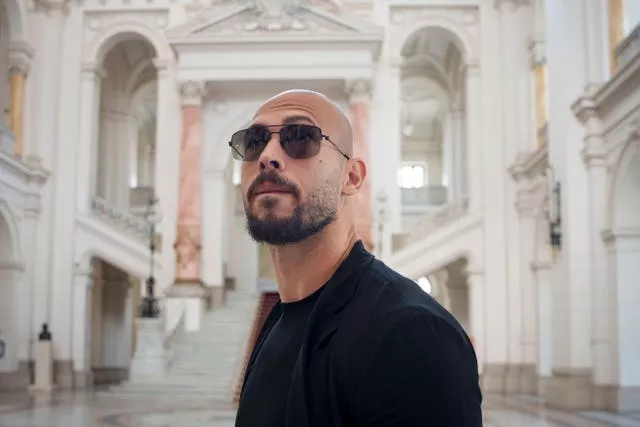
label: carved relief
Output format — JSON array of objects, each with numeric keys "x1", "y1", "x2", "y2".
[{"x1": 179, "y1": 81, "x2": 207, "y2": 106}]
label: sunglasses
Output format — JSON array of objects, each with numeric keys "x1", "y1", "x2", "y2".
[{"x1": 228, "y1": 124, "x2": 350, "y2": 162}]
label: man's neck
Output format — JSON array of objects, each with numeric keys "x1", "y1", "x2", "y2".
[{"x1": 269, "y1": 218, "x2": 358, "y2": 303}]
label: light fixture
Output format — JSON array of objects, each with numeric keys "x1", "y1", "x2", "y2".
[
  {"x1": 141, "y1": 196, "x2": 162, "y2": 318},
  {"x1": 546, "y1": 165, "x2": 561, "y2": 251}
]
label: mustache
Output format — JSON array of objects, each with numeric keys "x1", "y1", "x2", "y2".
[{"x1": 247, "y1": 170, "x2": 300, "y2": 199}]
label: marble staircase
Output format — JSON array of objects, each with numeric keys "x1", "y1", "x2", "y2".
[{"x1": 103, "y1": 291, "x2": 259, "y2": 402}]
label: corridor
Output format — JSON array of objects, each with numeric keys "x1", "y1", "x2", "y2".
[{"x1": 1, "y1": 391, "x2": 639, "y2": 427}]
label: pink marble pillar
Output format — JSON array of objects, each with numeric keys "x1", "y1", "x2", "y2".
[
  {"x1": 174, "y1": 81, "x2": 206, "y2": 284},
  {"x1": 347, "y1": 80, "x2": 374, "y2": 252}
]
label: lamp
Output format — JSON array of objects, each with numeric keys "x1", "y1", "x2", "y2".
[
  {"x1": 140, "y1": 196, "x2": 162, "y2": 318},
  {"x1": 546, "y1": 166, "x2": 561, "y2": 251}
]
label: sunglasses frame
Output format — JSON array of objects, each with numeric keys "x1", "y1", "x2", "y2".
[{"x1": 228, "y1": 124, "x2": 350, "y2": 162}]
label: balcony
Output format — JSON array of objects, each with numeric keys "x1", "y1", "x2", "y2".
[
  {"x1": 0, "y1": 123, "x2": 15, "y2": 155},
  {"x1": 401, "y1": 186, "x2": 447, "y2": 206}
]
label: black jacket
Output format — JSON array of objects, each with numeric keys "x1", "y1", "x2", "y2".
[{"x1": 241, "y1": 241, "x2": 483, "y2": 426}]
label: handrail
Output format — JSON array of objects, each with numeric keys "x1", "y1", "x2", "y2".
[
  {"x1": 395, "y1": 196, "x2": 470, "y2": 251},
  {"x1": 91, "y1": 196, "x2": 152, "y2": 239}
]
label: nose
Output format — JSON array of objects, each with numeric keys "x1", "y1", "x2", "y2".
[{"x1": 258, "y1": 132, "x2": 286, "y2": 171}]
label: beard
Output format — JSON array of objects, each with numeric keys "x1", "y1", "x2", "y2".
[{"x1": 244, "y1": 170, "x2": 339, "y2": 245}]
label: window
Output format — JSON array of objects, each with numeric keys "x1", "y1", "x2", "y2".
[{"x1": 397, "y1": 164, "x2": 426, "y2": 188}]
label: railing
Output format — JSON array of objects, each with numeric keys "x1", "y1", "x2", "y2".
[
  {"x1": 0, "y1": 123, "x2": 15, "y2": 155},
  {"x1": 393, "y1": 196, "x2": 470, "y2": 251},
  {"x1": 615, "y1": 22, "x2": 640, "y2": 70},
  {"x1": 130, "y1": 187, "x2": 155, "y2": 209},
  {"x1": 401, "y1": 186, "x2": 448, "y2": 206},
  {"x1": 91, "y1": 196, "x2": 152, "y2": 239}
]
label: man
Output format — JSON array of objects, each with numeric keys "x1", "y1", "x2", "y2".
[{"x1": 231, "y1": 89, "x2": 482, "y2": 426}]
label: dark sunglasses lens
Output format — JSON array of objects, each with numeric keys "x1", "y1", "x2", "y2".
[
  {"x1": 232, "y1": 127, "x2": 270, "y2": 161},
  {"x1": 280, "y1": 124, "x2": 323, "y2": 159}
]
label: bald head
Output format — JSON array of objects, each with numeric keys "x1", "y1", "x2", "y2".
[{"x1": 252, "y1": 89, "x2": 354, "y2": 158}]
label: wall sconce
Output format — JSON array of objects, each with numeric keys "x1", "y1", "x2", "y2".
[{"x1": 546, "y1": 165, "x2": 561, "y2": 251}]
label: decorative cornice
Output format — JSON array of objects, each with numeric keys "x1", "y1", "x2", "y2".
[
  {"x1": 494, "y1": 0, "x2": 532, "y2": 10},
  {"x1": 572, "y1": 93, "x2": 608, "y2": 168},
  {"x1": 28, "y1": 0, "x2": 71, "y2": 14},
  {"x1": 81, "y1": 62, "x2": 107, "y2": 80},
  {"x1": 508, "y1": 144, "x2": 549, "y2": 181}
]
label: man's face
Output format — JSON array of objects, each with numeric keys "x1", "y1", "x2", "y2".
[{"x1": 238, "y1": 92, "x2": 349, "y2": 245}]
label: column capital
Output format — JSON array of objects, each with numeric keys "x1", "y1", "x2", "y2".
[
  {"x1": 81, "y1": 62, "x2": 107, "y2": 80},
  {"x1": 572, "y1": 94, "x2": 608, "y2": 168},
  {"x1": 152, "y1": 58, "x2": 170, "y2": 78},
  {"x1": 8, "y1": 41, "x2": 35, "y2": 75},
  {"x1": 528, "y1": 36, "x2": 546, "y2": 68},
  {"x1": 179, "y1": 80, "x2": 207, "y2": 106},
  {"x1": 345, "y1": 79, "x2": 373, "y2": 103}
]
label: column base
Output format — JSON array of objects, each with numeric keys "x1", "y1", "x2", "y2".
[
  {"x1": 520, "y1": 364, "x2": 538, "y2": 394},
  {"x1": 129, "y1": 317, "x2": 167, "y2": 380},
  {"x1": 165, "y1": 283, "x2": 208, "y2": 332},
  {"x1": 207, "y1": 286, "x2": 226, "y2": 309},
  {"x1": 505, "y1": 364, "x2": 523, "y2": 393},
  {"x1": 545, "y1": 368, "x2": 593, "y2": 410},
  {"x1": 593, "y1": 384, "x2": 640, "y2": 412},
  {"x1": 538, "y1": 375, "x2": 552, "y2": 398},
  {"x1": 482, "y1": 363, "x2": 507, "y2": 393}
]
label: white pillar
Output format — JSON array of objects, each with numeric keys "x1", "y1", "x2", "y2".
[
  {"x1": 467, "y1": 268, "x2": 485, "y2": 376},
  {"x1": 202, "y1": 169, "x2": 227, "y2": 306},
  {"x1": 20, "y1": 203, "x2": 40, "y2": 363},
  {"x1": 573, "y1": 96, "x2": 613, "y2": 409},
  {"x1": 464, "y1": 64, "x2": 482, "y2": 212},
  {"x1": 371, "y1": 60, "x2": 401, "y2": 258},
  {"x1": 545, "y1": 0, "x2": 593, "y2": 409},
  {"x1": 531, "y1": 260, "x2": 553, "y2": 396},
  {"x1": 512, "y1": 173, "x2": 539, "y2": 394},
  {"x1": 152, "y1": 59, "x2": 179, "y2": 294},
  {"x1": 604, "y1": 230, "x2": 640, "y2": 412},
  {"x1": 76, "y1": 63, "x2": 104, "y2": 213},
  {"x1": 71, "y1": 261, "x2": 93, "y2": 388},
  {"x1": 449, "y1": 108, "x2": 465, "y2": 201},
  {"x1": 0, "y1": 265, "x2": 22, "y2": 373}
]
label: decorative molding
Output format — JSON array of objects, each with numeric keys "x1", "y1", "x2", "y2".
[
  {"x1": 572, "y1": 94, "x2": 608, "y2": 168},
  {"x1": 179, "y1": 80, "x2": 207, "y2": 106},
  {"x1": 494, "y1": 0, "x2": 532, "y2": 11},
  {"x1": 345, "y1": 78, "x2": 372, "y2": 103},
  {"x1": 7, "y1": 41, "x2": 35, "y2": 75},
  {"x1": 602, "y1": 227, "x2": 640, "y2": 244},
  {"x1": 528, "y1": 36, "x2": 545, "y2": 68},
  {"x1": 28, "y1": 0, "x2": 71, "y2": 13}
]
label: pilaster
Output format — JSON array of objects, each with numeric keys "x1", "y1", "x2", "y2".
[{"x1": 7, "y1": 41, "x2": 34, "y2": 158}]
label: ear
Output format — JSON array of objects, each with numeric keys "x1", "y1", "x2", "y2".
[{"x1": 342, "y1": 158, "x2": 366, "y2": 196}]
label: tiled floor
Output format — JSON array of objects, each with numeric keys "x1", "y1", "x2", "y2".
[{"x1": 0, "y1": 391, "x2": 639, "y2": 426}]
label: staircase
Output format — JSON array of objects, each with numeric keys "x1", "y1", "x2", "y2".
[
  {"x1": 388, "y1": 197, "x2": 483, "y2": 278},
  {"x1": 103, "y1": 291, "x2": 259, "y2": 402},
  {"x1": 75, "y1": 196, "x2": 160, "y2": 279}
]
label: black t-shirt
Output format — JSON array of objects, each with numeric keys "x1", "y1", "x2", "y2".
[{"x1": 235, "y1": 286, "x2": 323, "y2": 427}]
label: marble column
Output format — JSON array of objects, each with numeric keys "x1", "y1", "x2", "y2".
[
  {"x1": 531, "y1": 260, "x2": 553, "y2": 397},
  {"x1": 545, "y1": 0, "x2": 594, "y2": 409},
  {"x1": 173, "y1": 80, "x2": 206, "y2": 286},
  {"x1": 573, "y1": 96, "x2": 612, "y2": 409},
  {"x1": 530, "y1": 0, "x2": 547, "y2": 148},
  {"x1": 608, "y1": 0, "x2": 625, "y2": 71},
  {"x1": 346, "y1": 79, "x2": 374, "y2": 251},
  {"x1": 71, "y1": 260, "x2": 94, "y2": 388},
  {"x1": 7, "y1": 42, "x2": 33, "y2": 157}
]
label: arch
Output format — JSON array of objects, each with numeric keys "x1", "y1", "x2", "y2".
[
  {"x1": 394, "y1": 19, "x2": 477, "y2": 65},
  {"x1": 84, "y1": 21, "x2": 172, "y2": 65},
  {"x1": 0, "y1": 200, "x2": 20, "y2": 261},
  {"x1": 607, "y1": 134, "x2": 640, "y2": 229},
  {"x1": 1, "y1": 0, "x2": 27, "y2": 42}
]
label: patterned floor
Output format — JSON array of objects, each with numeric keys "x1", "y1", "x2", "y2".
[{"x1": 0, "y1": 391, "x2": 639, "y2": 426}]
